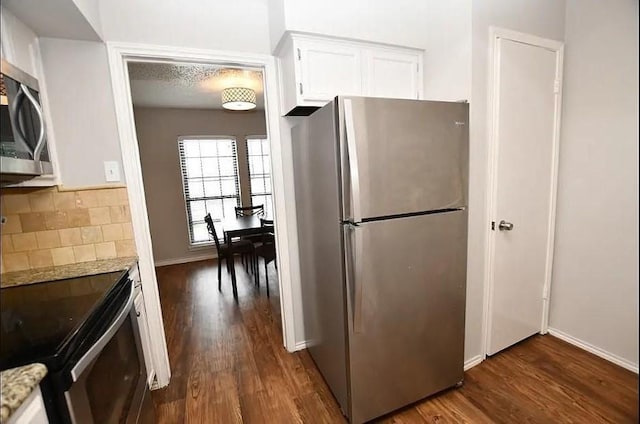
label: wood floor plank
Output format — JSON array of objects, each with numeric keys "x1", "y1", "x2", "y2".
[
  {"x1": 151, "y1": 260, "x2": 638, "y2": 423},
  {"x1": 418, "y1": 389, "x2": 494, "y2": 424},
  {"x1": 154, "y1": 399, "x2": 185, "y2": 424},
  {"x1": 294, "y1": 392, "x2": 340, "y2": 424}
]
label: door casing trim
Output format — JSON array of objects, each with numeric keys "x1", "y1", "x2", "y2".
[
  {"x1": 106, "y1": 42, "x2": 299, "y2": 387},
  {"x1": 481, "y1": 27, "x2": 565, "y2": 358}
]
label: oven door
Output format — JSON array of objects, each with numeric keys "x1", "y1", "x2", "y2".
[{"x1": 63, "y1": 281, "x2": 155, "y2": 424}]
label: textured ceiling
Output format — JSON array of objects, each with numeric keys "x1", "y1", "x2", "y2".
[{"x1": 128, "y1": 62, "x2": 265, "y2": 110}]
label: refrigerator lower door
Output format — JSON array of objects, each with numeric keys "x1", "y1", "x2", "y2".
[{"x1": 344, "y1": 210, "x2": 467, "y2": 423}]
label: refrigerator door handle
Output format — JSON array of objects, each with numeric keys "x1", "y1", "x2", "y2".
[
  {"x1": 344, "y1": 99, "x2": 362, "y2": 223},
  {"x1": 346, "y1": 223, "x2": 364, "y2": 334}
]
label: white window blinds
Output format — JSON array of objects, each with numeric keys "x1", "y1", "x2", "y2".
[
  {"x1": 178, "y1": 137, "x2": 240, "y2": 244},
  {"x1": 246, "y1": 136, "x2": 273, "y2": 219}
]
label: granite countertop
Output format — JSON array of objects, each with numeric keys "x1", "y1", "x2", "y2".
[
  {"x1": 0, "y1": 256, "x2": 138, "y2": 288},
  {"x1": 0, "y1": 363, "x2": 48, "y2": 423}
]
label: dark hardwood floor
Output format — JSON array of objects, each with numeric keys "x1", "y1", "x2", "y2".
[{"x1": 151, "y1": 259, "x2": 639, "y2": 423}]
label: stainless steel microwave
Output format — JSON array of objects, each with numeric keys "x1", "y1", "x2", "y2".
[{"x1": 1, "y1": 59, "x2": 53, "y2": 184}]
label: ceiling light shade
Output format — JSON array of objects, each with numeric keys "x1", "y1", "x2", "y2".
[{"x1": 221, "y1": 87, "x2": 256, "y2": 110}]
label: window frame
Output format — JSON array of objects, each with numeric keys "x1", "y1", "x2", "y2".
[
  {"x1": 177, "y1": 135, "x2": 242, "y2": 247},
  {"x1": 245, "y1": 135, "x2": 273, "y2": 219}
]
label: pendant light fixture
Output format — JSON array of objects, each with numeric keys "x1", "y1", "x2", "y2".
[{"x1": 221, "y1": 87, "x2": 257, "y2": 111}]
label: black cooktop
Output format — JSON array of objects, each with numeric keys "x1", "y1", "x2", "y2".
[{"x1": 0, "y1": 270, "x2": 128, "y2": 370}]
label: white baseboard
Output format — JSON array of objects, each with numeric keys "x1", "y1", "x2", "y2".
[
  {"x1": 464, "y1": 355, "x2": 483, "y2": 371},
  {"x1": 154, "y1": 253, "x2": 217, "y2": 267},
  {"x1": 548, "y1": 327, "x2": 638, "y2": 374},
  {"x1": 294, "y1": 340, "x2": 309, "y2": 351},
  {"x1": 148, "y1": 370, "x2": 158, "y2": 390}
]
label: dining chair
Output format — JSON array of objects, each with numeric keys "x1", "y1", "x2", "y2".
[
  {"x1": 234, "y1": 204, "x2": 264, "y2": 218},
  {"x1": 234, "y1": 204, "x2": 265, "y2": 245},
  {"x1": 254, "y1": 218, "x2": 277, "y2": 297},
  {"x1": 205, "y1": 213, "x2": 254, "y2": 300}
]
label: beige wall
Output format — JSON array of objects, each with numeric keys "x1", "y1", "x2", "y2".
[
  {"x1": 133, "y1": 107, "x2": 267, "y2": 264},
  {"x1": 1, "y1": 186, "x2": 135, "y2": 273}
]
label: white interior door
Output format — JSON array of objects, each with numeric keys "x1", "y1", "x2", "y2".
[{"x1": 486, "y1": 32, "x2": 563, "y2": 356}]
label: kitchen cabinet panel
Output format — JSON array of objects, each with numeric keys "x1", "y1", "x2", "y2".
[
  {"x1": 135, "y1": 289, "x2": 155, "y2": 386},
  {"x1": 0, "y1": 6, "x2": 40, "y2": 80},
  {"x1": 365, "y1": 49, "x2": 422, "y2": 100},
  {"x1": 276, "y1": 32, "x2": 423, "y2": 116},
  {"x1": 299, "y1": 40, "x2": 362, "y2": 102},
  {"x1": 6, "y1": 386, "x2": 48, "y2": 424}
]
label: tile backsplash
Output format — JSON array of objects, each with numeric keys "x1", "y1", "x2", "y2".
[{"x1": 0, "y1": 186, "x2": 137, "y2": 273}]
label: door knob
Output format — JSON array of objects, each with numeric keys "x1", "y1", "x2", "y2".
[{"x1": 498, "y1": 220, "x2": 514, "y2": 231}]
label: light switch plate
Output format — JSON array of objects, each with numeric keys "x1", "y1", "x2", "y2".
[{"x1": 104, "y1": 161, "x2": 121, "y2": 182}]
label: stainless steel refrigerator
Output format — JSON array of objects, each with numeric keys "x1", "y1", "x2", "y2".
[{"x1": 292, "y1": 96, "x2": 468, "y2": 423}]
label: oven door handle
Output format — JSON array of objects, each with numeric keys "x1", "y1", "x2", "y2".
[{"x1": 70, "y1": 280, "x2": 135, "y2": 382}]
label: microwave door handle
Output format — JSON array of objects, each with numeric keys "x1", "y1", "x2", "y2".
[
  {"x1": 20, "y1": 84, "x2": 46, "y2": 160},
  {"x1": 9, "y1": 86, "x2": 32, "y2": 155}
]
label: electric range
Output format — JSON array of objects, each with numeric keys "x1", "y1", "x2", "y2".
[
  {"x1": 0, "y1": 270, "x2": 129, "y2": 370},
  {"x1": 0, "y1": 268, "x2": 154, "y2": 423}
]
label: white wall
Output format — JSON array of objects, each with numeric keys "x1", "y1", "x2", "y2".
[
  {"x1": 273, "y1": 0, "x2": 428, "y2": 49},
  {"x1": 423, "y1": 0, "x2": 471, "y2": 102},
  {"x1": 549, "y1": 0, "x2": 639, "y2": 369},
  {"x1": 466, "y1": 0, "x2": 566, "y2": 362},
  {"x1": 2, "y1": 0, "x2": 100, "y2": 42},
  {"x1": 99, "y1": 0, "x2": 271, "y2": 54},
  {"x1": 72, "y1": 0, "x2": 102, "y2": 38},
  {"x1": 268, "y1": 0, "x2": 287, "y2": 53},
  {"x1": 39, "y1": 38, "x2": 123, "y2": 187}
]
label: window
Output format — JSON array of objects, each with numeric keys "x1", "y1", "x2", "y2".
[
  {"x1": 246, "y1": 136, "x2": 273, "y2": 219},
  {"x1": 178, "y1": 137, "x2": 240, "y2": 245}
]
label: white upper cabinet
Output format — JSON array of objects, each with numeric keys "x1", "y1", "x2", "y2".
[
  {"x1": 298, "y1": 40, "x2": 362, "y2": 103},
  {"x1": 365, "y1": 49, "x2": 422, "y2": 100},
  {"x1": 276, "y1": 32, "x2": 423, "y2": 116},
  {"x1": 0, "y1": 6, "x2": 40, "y2": 79}
]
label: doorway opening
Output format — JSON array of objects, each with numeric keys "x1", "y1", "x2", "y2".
[
  {"x1": 107, "y1": 45, "x2": 297, "y2": 389},
  {"x1": 127, "y1": 62, "x2": 274, "y2": 264}
]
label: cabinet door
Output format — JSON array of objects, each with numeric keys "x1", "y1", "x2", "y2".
[
  {"x1": 365, "y1": 49, "x2": 422, "y2": 100},
  {"x1": 134, "y1": 291, "x2": 155, "y2": 385},
  {"x1": 6, "y1": 386, "x2": 48, "y2": 424},
  {"x1": 297, "y1": 40, "x2": 363, "y2": 103}
]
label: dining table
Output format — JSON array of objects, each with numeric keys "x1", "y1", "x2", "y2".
[{"x1": 220, "y1": 215, "x2": 267, "y2": 243}]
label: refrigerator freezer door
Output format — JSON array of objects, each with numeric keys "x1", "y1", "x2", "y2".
[
  {"x1": 344, "y1": 210, "x2": 467, "y2": 423},
  {"x1": 340, "y1": 97, "x2": 468, "y2": 221}
]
